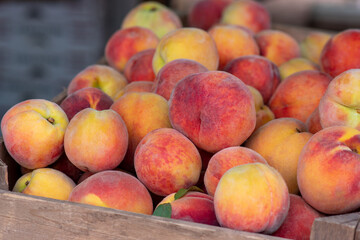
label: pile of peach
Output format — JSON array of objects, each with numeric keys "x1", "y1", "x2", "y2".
[{"x1": 2, "y1": 1, "x2": 360, "y2": 239}]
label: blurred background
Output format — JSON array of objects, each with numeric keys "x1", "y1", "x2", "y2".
[{"x1": 1, "y1": 0, "x2": 360, "y2": 119}]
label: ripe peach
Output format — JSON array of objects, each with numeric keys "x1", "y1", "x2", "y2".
[
  {"x1": 105, "y1": 27, "x2": 159, "y2": 72},
  {"x1": 114, "y1": 81, "x2": 154, "y2": 100},
  {"x1": 220, "y1": 0, "x2": 271, "y2": 33},
  {"x1": 300, "y1": 31, "x2": 331, "y2": 65},
  {"x1": 169, "y1": 71, "x2": 256, "y2": 153},
  {"x1": 204, "y1": 146, "x2": 267, "y2": 196},
  {"x1": 152, "y1": 59, "x2": 208, "y2": 100},
  {"x1": 319, "y1": 69, "x2": 360, "y2": 130},
  {"x1": 256, "y1": 30, "x2": 301, "y2": 66},
  {"x1": 134, "y1": 128, "x2": 202, "y2": 196},
  {"x1": 278, "y1": 57, "x2": 318, "y2": 80},
  {"x1": 214, "y1": 163, "x2": 289, "y2": 233},
  {"x1": 67, "y1": 65, "x2": 127, "y2": 100},
  {"x1": 69, "y1": 170, "x2": 153, "y2": 215},
  {"x1": 224, "y1": 55, "x2": 280, "y2": 103},
  {"x1": 1, "y1": 99, "x2": 68, "y2": 169},
  {"x1": 152, "y1": 28, "x2": 219, "y2": 74},
  {"x1": 306, "y1": 107, "x2": 322, "y2": 134},
  {"x1": 124, "y1": 49, "x2": 156, "y2": 83},
  {"x1": 13, "y1": 168, "x2": 75, "y2": 201},
  {"x1": 64, "y1": 108, "x2": 128, "y2": 173},
  {"x1": 245, "y1": 118, "x2": 313, "y2": 194},
  {"x1": 60, "y1": 87, "x2": 113, "y2": 121},
  {"x1": 208, "y1": 24, "x2": 259, "y2": 70},
  {"x1": 297, "y1": 126, "x2": 360, "y2": 214},
  {"x1": 269, "y1": 70, "x2": 332, "y2": 123}
]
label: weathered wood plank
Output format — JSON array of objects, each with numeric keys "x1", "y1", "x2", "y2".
[
  {"x1": 0, "y1": 138, "x2": 20, "y2": 190},
  {"x1": 0, "y1": 190, "x2": 285, "y2": 240},
  {"x1": 0, "y1": 159, "x2": 7, "y2": 190},
  {"x1": 311, "y1": 212, "x2": 360, "y2": 240}
]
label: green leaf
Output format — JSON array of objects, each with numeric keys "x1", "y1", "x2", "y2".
[
  {"x1": 174, "y1": 186, "x2": 204, "y2": 200},
  {"x1": 153, "y1": 203, "x2": 172, "y2": 218}
]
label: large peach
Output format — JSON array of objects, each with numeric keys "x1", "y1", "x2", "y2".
[
  {"x1": 300, "y1": 31, "x2": 331, "y2": 65},
  {"x1": 297, "y1": 126, "x2": 360, "y2": 214},
  {"x1": 278, "y1": 57, "x2": 318, "y2": 80},
  {"x1": 64, "y1": 108, "x2": 128, "y2": 173},
  {"x1": 169, "y1": 71, "x2": 256, "y2": 153},
  {"x1": 67, "y1": 65, "x2": 127, "y2": 100},
  {"x1": 214, "y1": 163, "x2": 289, "y2": 233},
  {"x1": 124, "y1": 49, "x2": 156, "y2": 83},
  {"x1": 208, "y1": 24, "x2": 259, "y2": 70},
  {"x1": 111, "y1": 92, "x2": 171, "y2": 171},
  {"x1": 69, "y1": 170, "x2": 153, "y2": 215},
  {"x1": 1, "y1": 99, "x2": 68, "y2": 169},
  {"x1": 224, "y1": 55, "x2": 280, "y2": 103},
  {"x1": 152, "y1": 28, "x2": 219, "y2": 74},
  {"x1": 245, "y1": 118, "x2": 313, "y2": 194},
  {"x1": 269, "y1": 70, "x2": 332, "y2": 123},
  {"x1": 152, "y1": 59, "x2": 208, "y2": 100},
  {"x1": 134, "y1": 128, "x2": 202, "y2": 196},
  {"x1": 105, "y1": 27, "x2": 159, "y2": 72},
  {"x1": 204, "y1": 146, "x2": 267, "y2": 196},
  {"x1": 318, "y1": 69, "x2": 360, "y2": 130},
  {"x1": 114, "y1": 81, "x2": 154, "y2": 100}
]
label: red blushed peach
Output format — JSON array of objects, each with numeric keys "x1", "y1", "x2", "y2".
[
  {"x1": 306, "y1": 108, "x2": 322, "y2": 134},
  {"x1": 272, "y1": 194, "x2": 323, "y2": 240},
  {"x1": 204, "y1": 146, "x2": 267, "y2": 196},
  {"x1": 278, "y1": 57, "x2": 319, "y2": 80},
  {"x1": 105, "y1": 26, "x2": 159, "y2": 72},
  {"x1": 69, "y1": 170, "x2": 153, "y2": 215},
  {"x1": 318, "y1": 69, "x2": 360, "y2": 130},
  {"x1": 67, "y1": 65, "x2": 127, "y2": 100},
  {"x1": 256, "y1": 30, "x2": 301, "y2": 66},
  {"x1": 214, "y1": 163, "x2": 289, "y2": 234},
  {"x1": 320, "y1": 29, "x2": 360, "y2": 77},
  {"x1": 300, "y1": 31, "x2": 331, "y2": 65},
  {"x1": 60, "y1": 87, "x2": 113, "y2": 121},
  {"x1": 134, "y1": 128, "x2": 202, "y2": 196},
  {"x1": 224, "y1": 55, "x2": 280, "y2": 103},
  {"x1": 64, "y1": 108, "x2": 128, "y2": 173},
  {"x1": 220, "y1": 0, "x2": 271, "y2": 33},
  {"x1": 208, "y1": 25, "x2": 259, "y2": 70},
  {"x1": 269, "y1": 70, "x2": 332, "y2": 123},
  {"x1": 111, "y1": 92, "x2": 172, "y2": 172},
  {"x1": 50, "y1": 153, "x2": 83, "y2": 183},
  {"x1": 1, "y1": 99, "x2": 68, "y2": 169},
  {"x1": 297, "y1": 126, "x2": 360, "y2": 214},
  {"x1": 114, "y1": 81, "x2": 154, "y2": 100},
  {"x1": 169, "y1": 71, "x2": 256, "y2": 153},
  {"x1": 156, "y1": 191, "x2": 219, "y2": 226},
  {"x1": 124, "y1": 49, "x2": 155, "y2": 83},
  {"x1": 152, "y1": 59, "x2": 208, "y2": 100}
]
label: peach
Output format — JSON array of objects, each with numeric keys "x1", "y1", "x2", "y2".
[
  {"x1": 220, "y1": 0, "x2": 271, "y2": 33},
  {"x1": 155, "y1": 191, "x2": 218, "y2": 226},
  {"x1": 69, "y1": 170, "x2": 153, "y2": 215},
  {"x1": 1, "y1": 99, "x2": 68, "y2": 169},
  {"x1": 111, "y1": 92, "x2": 171, "y2": 171},
  {"x1": 224, "y1": 55, "x2": 280, "y2": 103},
  {"x1": 169, "y1": 71, "x2": 256, "y2": 153},
  {"x1": 124, "y1": 49, "x2": 156, "y2": 83},
  {"x1": 318, "y1": 69, "x2": 360, "y2": 130},
  {"x1": 114, "y1": 81, "x2": 154, "y2": 100},
  {"x1": 272, "y1": 194, "x2": 322, "y2": 240},
  {"x1": 77, "y1": 171, "x2": 95, "y2": 184},
  {"x1": 306, "y1": 107, "x2": 322, "y2": 134},
  {"x1": 105, "y1": 27, "x2": 159, "y2": 72},
  {"x1": 121, "y1": 1, "x2": 182, "y2": 39},
  {"x1": 50, "y1": 153, "x2": 83, "y2": 183},
  {"x1": 320, "y1": 29, "x2": 360, "y2": 77},
  {"x1": 245, "y1": 118, "x2": 313, "y2": 194},
  {"x1": 67, "y1": 65, "x2": 127, "y2": 100},
  {"x1": 152, "y1": 59, "x2": 208, "y2": 100},
  {"x1": 256, "y1": 30, "x2": 301, "y2": 66},
  {"x1": 297, "y1": 126, "x2": 360, "y2": 214},
  {"x1": 300, "y1": 31, "x2": 331, "y2": 65},
  {"x1": 134, "y1": 128, "x2": 202, "y2": 196},
  {"x1": 13, "y1": 168, "x2": 75, "y2": 201},
  {"x1": 152, "y1": 27, "x2": 219, "y2": 74},
  {"x1": 208, "y1": 24, "x2": 259, "y2": 70},
  {"x1": 204, "y1": 146, "x2": 267, "y2": 196},
  {"x1": 60, "y1": 87, "x2": 113, "y2": 121},
  {"x1": 269, "y1": 70, "x2": 332, "y2": 123},
  {"x1": 64, "y1": 108, "x2": 128, "y2": 173},
  {"x1": 214, "y1": 163, "x2": 289, "y2": 233},
  {"x1": 278, "y1": 57, "x2": 318, "y2": 80},
  {"x1": 187, "y1": 0, "x2": 233, "y2": 31}
]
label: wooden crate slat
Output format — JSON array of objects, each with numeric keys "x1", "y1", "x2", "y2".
[{"x1": 0, "y1": 159, "x2": 7, "y2": 191}]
